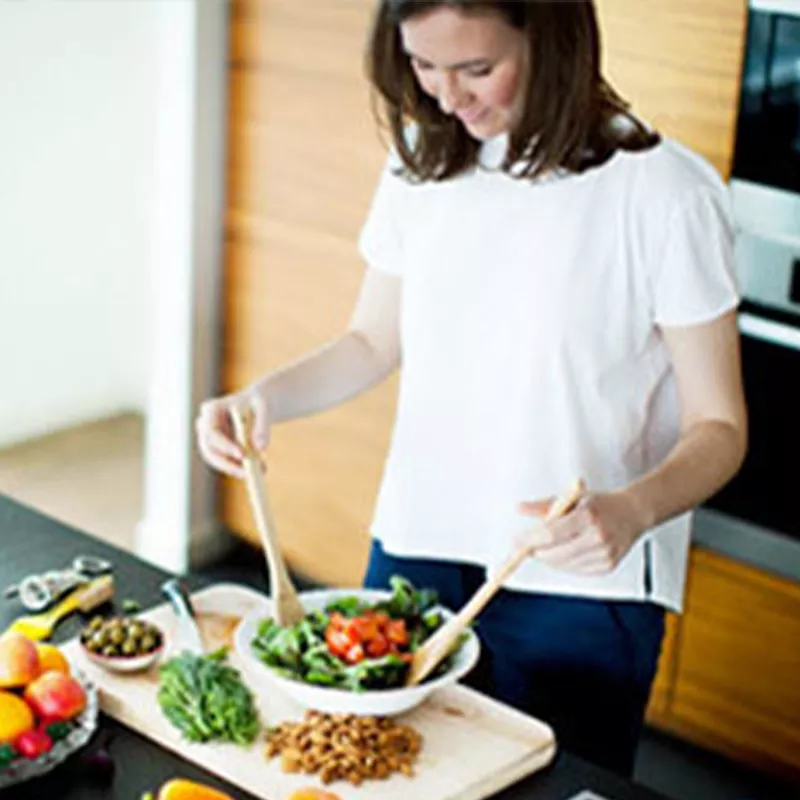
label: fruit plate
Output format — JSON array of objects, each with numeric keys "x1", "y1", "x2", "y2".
[{"x1": 0, "y1": 670, "x2": 99, "y2": 789}]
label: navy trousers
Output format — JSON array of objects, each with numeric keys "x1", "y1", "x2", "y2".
[{"x1": 364, "y1": 539, "x2": 665, "y2": 776}]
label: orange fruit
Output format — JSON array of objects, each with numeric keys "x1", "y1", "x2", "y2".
[
  {"x1": 0, "y1": 690, "x2": 35, "y2": 744},
  {"x1": 36, "y1": 644, "x2": 70, "y2": 676},
  {"x1": 287, "y1": 790, "x2": 344, "y2": 800}
]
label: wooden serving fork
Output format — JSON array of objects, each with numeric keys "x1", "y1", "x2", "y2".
[
  {"x1": 406, "y1": 479, "x2": 585, "y2": 687},
  {"x1": 229, "y1": 405, "x2": 306, "y2": 627}
]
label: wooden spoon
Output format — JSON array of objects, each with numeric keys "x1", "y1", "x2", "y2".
[
  {"x1": 229, "y1": 405, "x2": 306, "y2": 627},
  {"x1": 406, "y1": 479, "x2": 585, "y2": 687}
]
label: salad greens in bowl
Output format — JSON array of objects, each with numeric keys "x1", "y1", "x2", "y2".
[{"x1": 233, "y1": 576, "x2": 480, "y2": 716}]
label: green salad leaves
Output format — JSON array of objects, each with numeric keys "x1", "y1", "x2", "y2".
[
  {"x1": 251, "y1": 575, "x2": 464, "y2": 692},
  {"x1": 157, "y1": 647, "x2": 260, "y2": 745}
]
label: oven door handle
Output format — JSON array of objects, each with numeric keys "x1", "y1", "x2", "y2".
[{"x1": 739, "y1": 312, "x2": 800, "y2": 351}]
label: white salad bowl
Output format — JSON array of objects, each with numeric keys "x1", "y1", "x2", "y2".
[{"x1": 234, "y1": 588, "x2": 480, "y2": 717}]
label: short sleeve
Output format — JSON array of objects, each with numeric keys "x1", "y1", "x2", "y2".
[
  {"x1": 649, "y1": 188, "x2": 741, "y2": 327},
  {"x1": 358, "y1": 151, "x2": 408, "y2": 276}
]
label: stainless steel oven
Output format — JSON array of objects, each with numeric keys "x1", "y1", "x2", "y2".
[{"x1": 697, "y1": 0, "x2": 800, "y2": 580}]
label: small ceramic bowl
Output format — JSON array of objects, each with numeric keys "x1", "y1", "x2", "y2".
[
  {"x1": 79, "y1": 641, "x2": 164, "y2": 674},
  {"x1": 78, "y1": 617, "x2": 166, "y2": 675}
]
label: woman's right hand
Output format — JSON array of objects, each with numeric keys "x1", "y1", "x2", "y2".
[{"x1": 195, "y1": 386, "x2": 270, "y2": 479}]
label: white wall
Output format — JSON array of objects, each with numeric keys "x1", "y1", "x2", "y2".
[
  {"x1": 0, "y1": 0, "x2": 229, "y2": 573},
  {"x1": 0, "y1": 1, "x2": 161, "y2": 447}
]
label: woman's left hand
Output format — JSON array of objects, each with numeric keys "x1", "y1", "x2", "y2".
[{"x1": 513, "y1": 491, "x2": 651, "y2": 575}]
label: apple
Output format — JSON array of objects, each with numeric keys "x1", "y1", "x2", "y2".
[{"x1": 24, "y1": 670, "x2": 86, "y2": 722}]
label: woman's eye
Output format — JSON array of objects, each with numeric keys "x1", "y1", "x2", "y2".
[
  {"x1": 466, "y1": 66, "x2": 492, "y2": 78},
  {"x1": 411, "y1": 59, "x2": 433, "y2": 72}
]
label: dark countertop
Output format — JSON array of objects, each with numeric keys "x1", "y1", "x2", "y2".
[{"x1": 0, "y1": 494, "x2": 673, "y2": 800}]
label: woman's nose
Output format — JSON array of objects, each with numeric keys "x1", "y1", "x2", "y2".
[{"x1": 437, "y1": 71, "x2": 470, "y2": 114}]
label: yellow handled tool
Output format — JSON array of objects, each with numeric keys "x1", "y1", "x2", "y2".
[{"x1": 4, "y1": 575, "x2": 115, "y2": 641}]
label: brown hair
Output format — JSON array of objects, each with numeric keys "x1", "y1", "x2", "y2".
[{"x1": 366, "y1": 0, "x2": 659, "y2": 181}]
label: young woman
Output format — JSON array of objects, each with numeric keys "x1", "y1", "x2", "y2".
[{"x1": 197, "y1": 0, "x2": 747, "y2": 775}]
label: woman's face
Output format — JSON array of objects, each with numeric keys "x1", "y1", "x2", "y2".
[{"x1": 401, "y1": 5, "x2": 526, "y2": 140}]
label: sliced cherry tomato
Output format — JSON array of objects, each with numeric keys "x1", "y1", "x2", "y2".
[
  {"x1": 325, "y1": 627, "x2": 352, "y2": 658},
  {"x1": 329, "y1": 612, "x2": 348, "y2": 629},
  {"x1": 344, "y1": 643, "x2": 365, "y2": 664},
  {"x1": 364, "y1": 633, "x2": 390, "y2": 658},
  {"x1": 342, "y1": 619, "x2": 364, "y2": 645},
  {"x1": 386, "y1": 619, "x2": 408, "y2": 646},
  {"x1": 351, "y1": 614, "x2": 380, "y2": 642}
]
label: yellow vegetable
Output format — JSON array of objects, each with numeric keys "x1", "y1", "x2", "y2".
[
  {"x1": 287, "y1": 789, "x2": 344, "y2": 800},
  {"x1": 157, "y1": 778, "x2": 236, "y2": 800}
]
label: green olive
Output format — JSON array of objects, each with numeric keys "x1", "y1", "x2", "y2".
[
  {"x1": 114, "y1": 629, "x2": 129, "y2": 646},
  {"x1": 121, "y1": 640, "x2": 137, "y2": 656},
  {"x1": 128, "y1": 622, "x2": 145, "y2": 639},
  {"x1": 102, "y1": 644, "x2": 118, "y2": 657},
  {"x1": 140, "y1": 634, "x2": 157, "y2": 652}
]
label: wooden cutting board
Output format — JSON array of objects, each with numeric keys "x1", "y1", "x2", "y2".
[{"x1": 62, "y1": 583, "x2": 555, "y2": 800}]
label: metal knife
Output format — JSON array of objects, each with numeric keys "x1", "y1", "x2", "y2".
[{"x1": 161, "y1": 578, "x2": 204, "y2": 655}]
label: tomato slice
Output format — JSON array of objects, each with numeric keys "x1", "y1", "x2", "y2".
[
  {"x1": 386, "y1": 619, "x2": 408, "y2": 646},
  {"x1": 329, "y1": 612, "x2": 348, "y2": 629},
  {"x1": 344, "y1": 643, "x2": 365, "y2": 664},
  {"x1": 364, "y1": 633, "x2": 390, "y2": 658},
  {"x1": 350, "y1": 614, "x2": 380, "y2": 642},
  {"x1": 325, "y1": 627, "x2": 351, "y2": 658}
]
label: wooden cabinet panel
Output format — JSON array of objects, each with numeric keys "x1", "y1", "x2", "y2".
[
  {"x1": 645, "y1": 611, "x2": 680, "y2": 720},
  {"x1": 669, "y1": 549, "x2": 800, "y2": 778},
  {"x1": 597, "y1": 0, "x2": 748, "y2": 179},
  {"x1": 647, "y1": 549, "x2": 800, "y2": 780},
  {"x1": 221, "y1": 232, "x2": 397, "y2": 586},
  {"x1": 223, "y1": 0, "x2": 390, "y2": 587}
]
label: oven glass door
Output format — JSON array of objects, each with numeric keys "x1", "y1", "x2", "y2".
[
  {"x1": 733, "y1": 6, "x2": 800, "y2": 193},
  {"x1": 703, "y1": 304, "x2": 800, "y2": 538}
]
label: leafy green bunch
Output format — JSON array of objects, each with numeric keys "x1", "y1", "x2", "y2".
[{"x1": 157, "y1": 647, "x2": 260, "y2": 745}]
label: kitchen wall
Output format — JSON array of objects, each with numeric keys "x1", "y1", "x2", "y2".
[
  {"x1": 0, "y1": 0, "x2": 229, "y2": 574},
  {"x1": 0, "y1": 1, "x2": 158, "y2": 447}
]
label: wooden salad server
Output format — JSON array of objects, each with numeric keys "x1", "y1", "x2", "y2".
[
  {"x1": 406, "y1": 479, "x2": 586, "y2": 687},
  {"x1": 229, "y1": 405, "x2": 306, "y2": 627}
]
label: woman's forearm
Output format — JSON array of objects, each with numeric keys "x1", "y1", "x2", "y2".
[
  {"x1": 250, "y1": 329, "x2": 399, "y2": 424},
  {"x1": 622, "y1": 419, "x2": 747, "y2": 532}
]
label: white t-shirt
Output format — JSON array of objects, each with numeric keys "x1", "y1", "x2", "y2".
[{"x1": 358, "y1": 133, "x2": 739, "y2": 612}]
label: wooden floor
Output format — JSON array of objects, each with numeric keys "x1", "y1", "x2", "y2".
[{"x1": 0, "y1": 413, "x2": 144, "y2": 553}]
